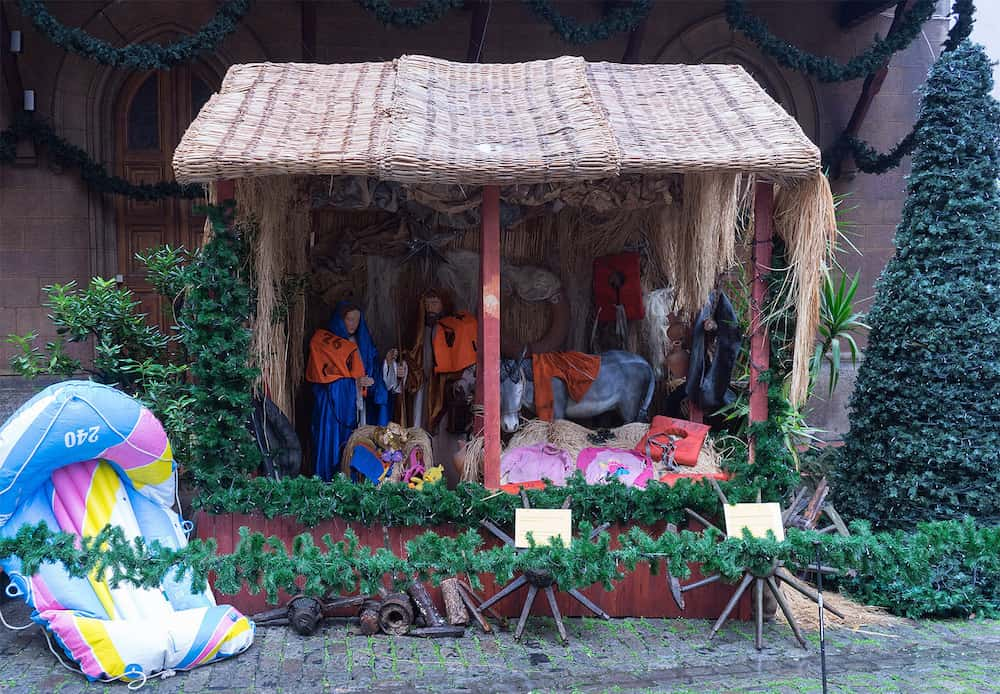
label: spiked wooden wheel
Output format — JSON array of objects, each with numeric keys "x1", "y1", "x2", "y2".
[
  {"x1": 478, "y1": 491, "x2": 611, "y2": 643},
  {"x1": 674, "y1": 481, "x2": 846, "y2": 649}
]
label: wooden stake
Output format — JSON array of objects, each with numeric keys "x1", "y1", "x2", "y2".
[{"x1": 478, "y1": 185, "x2": 502, "y2": 489}]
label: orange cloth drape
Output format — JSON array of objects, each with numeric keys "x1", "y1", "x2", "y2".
[
  {"x1": 432, "y1": 312, "x2": 478, "y2": 374},
  {"x1": 306, "y1": 329, "x2": 366, "y2": 385},
  {"x1": 531, "y1": 351, "x2": 601, "y2": 421}
]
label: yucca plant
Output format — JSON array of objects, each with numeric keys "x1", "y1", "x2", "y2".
[{"x1": 811, "y1": 271, "x2": 869, "y2": 398}]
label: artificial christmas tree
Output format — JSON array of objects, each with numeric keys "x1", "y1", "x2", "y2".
[{"x1": 834, "y1": 41, "x2": 1000, "y2": 527}]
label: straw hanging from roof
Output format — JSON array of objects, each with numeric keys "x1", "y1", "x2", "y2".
[
  {"x1": 774, "y1": 172, "x2": 838, "y2": 407},
  {"x1": 670, "y1": 173, "x2": 741, "y2": 314},
  {"x1": 236, "y1": 176, "x2": 310, "y2": 422}
]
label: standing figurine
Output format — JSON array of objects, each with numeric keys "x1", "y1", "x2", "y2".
[{"x1": 306, "y1": 302, "x2": 405, "y2": 481}]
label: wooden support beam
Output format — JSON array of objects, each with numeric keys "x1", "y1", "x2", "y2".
[
  {"x1": 748, "y1": 182, "x2": 774, "y2": 464},
  {"x1": 478, "y1": 185, "x2": 502, "y2": 489}
]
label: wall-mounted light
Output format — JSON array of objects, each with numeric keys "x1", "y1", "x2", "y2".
[
  {"x1": 23, "y1": 90, "x2": 35, "y2": 111},
  {"x1": 10, "y1": 30, "x2": 22, "y2": 53}
]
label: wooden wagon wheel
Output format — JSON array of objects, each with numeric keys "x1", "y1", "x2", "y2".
[
  {"x1": 677, "y1": 480, "x2": 846, "y2": 650},
  {"x1": 478, "y1": 491, "x2": 611, "y2": 643}
]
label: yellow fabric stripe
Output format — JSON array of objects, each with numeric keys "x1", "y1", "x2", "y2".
[
  {"x1": 83, "y1": 463, "x2": 123, "y2": 619},
  {"x1": 74, "y1": 617, "x2": 127, "y2": 679},
  {"x1": 128, "y1": 440, "x2": 174, "y2": 490},
  {"x1": 201, "y1": 619, "x2": 251, "y2": 663}
]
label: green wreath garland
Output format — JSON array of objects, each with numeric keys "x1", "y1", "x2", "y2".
[
  {"x1": 0, "y1": 115, "x2": 202, "y2": 201},
  {"x1": 724, "y1": 0, "x2": 936, "y2": 83},
  {"x1": 356, "y1": 0, "x2": 466, "y2": 28},
  {"x1": 17, "y1": 0, "x2": 253, "y2": 71},
  {"x1": 2, "y1": 518, "x2": 997, "y2": 619},
  {"x1": 522, "y1": 0, "x2": 652, "y2": 45}
]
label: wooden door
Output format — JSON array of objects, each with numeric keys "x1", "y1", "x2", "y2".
[{"x1": 115, "y1": 66, "x2": 215, "y2": 331}]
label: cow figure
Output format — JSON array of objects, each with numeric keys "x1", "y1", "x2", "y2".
[{"x1": 499, "y1": 350, "x2": 655, "y2": 433}]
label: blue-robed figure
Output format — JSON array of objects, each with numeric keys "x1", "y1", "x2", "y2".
[{"x1": 306, "y1": 302, "x2": 401, "y2": 481}]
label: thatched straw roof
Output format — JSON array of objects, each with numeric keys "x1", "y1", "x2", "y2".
[{"x1": 172, "y1": 55, "x2": 820, "y2": 185}]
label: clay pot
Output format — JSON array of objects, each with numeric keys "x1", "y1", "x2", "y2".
[{"x1": 666, "y1": 349, "x2": 690, "y2": 379}]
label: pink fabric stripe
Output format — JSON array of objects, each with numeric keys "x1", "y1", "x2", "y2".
[
  {"x1": 38, "y1": 612, "x2": 106, "y2": 680},
  {"x1": 29, "y1": 576, "x2": 65, "y2": 612},
  {"x1": 51, "y1": 461, "x2": 98, "y2": 535},
  {"x1": 99, "y1": 408, "x2": 167, "y2": 470},
  {"x1": 187, "y1": 610, "x2": 240, "y2": 667}
]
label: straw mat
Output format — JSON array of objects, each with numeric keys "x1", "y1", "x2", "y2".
[{"x1": 174, "y1": 56, "x2": 820, "y2": 184}]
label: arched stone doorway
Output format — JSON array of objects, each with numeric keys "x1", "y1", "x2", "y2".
[{"x1": 113, "y1": 65, "x2": 216, "y2": 329}]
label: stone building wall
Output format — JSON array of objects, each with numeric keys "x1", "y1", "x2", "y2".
[{"x1": 0, "y1": 1, "x2": 950, "y2": 434}]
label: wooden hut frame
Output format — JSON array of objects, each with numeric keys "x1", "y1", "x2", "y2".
[{"x1": 173, "y1": 56, "x2": 835, "y2": 488}]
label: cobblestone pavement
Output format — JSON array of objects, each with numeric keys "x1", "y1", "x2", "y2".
[{"x1": 1, "y1": 599, "x2": 997, "y2": 693}]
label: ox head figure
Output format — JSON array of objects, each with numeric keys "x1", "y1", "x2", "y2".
[{"x1": 499, "y1": 349, "x2": 529, "y2": 433}]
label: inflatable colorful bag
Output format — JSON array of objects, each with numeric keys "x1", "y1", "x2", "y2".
[{"x1": 0, "y1": 381, "x2": 253, "y2": 682}]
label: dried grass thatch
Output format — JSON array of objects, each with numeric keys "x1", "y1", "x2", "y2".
[
  {"x1": 670, "y1": 173, "x2": 742, "y2": 314},
  {"x1": 776, "y1": 586, "x2": 902, "y2": 632},
  {"x1": 773, "y1": 173, "x2": 838, "y2": 406},
  {"x1": 236, "y1": 176, "x2": 310, "y2": 422}
]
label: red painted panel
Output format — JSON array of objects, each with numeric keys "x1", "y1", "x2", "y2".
[{"x1": 197, "y1": 512, "x2": 751, "y2": 621}]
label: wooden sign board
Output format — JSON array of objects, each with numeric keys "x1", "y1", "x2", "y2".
[
  {"x1": 514, "y1": 509, "x2": 572, "y2": 548},
  {"x1": 723, "y1": 503, "x2": 785, "y2": 541}
]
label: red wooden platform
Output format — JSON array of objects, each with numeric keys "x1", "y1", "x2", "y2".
[{"x1": 196, "y1": 511, "x2": 751, "y2": 621}]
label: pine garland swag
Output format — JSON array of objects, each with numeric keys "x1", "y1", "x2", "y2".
[
  {"x1": 834, "y1": 42, "x2": 1000, "y2": 527},
  {"x1": 17, "y1": 0, "x2": 254, "y2": 70},
  {"x1": 0, "y1": 114, "x2": 203, "y2": 201},
  {"x1": 356, "y1": 0, "x2": 466, "y2": 28},
  {"x1": 2, "y1": 518, "x2": 997, "y2": 619},
  {"x1": 724, "y1": 0, "x2": 936, "y2": 83},
  {"x1": 830, "y1": 0, "x2": 977, "y2": 175},
  {"x1": 179, "y1": 203, "x2": 262, "y2": 487},
  {"x1": 522, "y1": 0, "x2": 652, "y2": 45}
]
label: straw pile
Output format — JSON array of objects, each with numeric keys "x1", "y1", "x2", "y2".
[
  {"x1": 461, "y1": 419, "x2": 722, "y2": 483},
  {"x1": 236, "y1": 176, "x2": 310, "y2": 423},
  {"x1": 773, "y1": 173, "x2": 838, "y2": 406},
  {"x1": 776, "y1": 586, "x2": 901, "y2": 632}
]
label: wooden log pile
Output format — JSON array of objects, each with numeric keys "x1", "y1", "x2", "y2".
[{"x1": 251, "y1": 578, "x2": 495, "y2": 638}]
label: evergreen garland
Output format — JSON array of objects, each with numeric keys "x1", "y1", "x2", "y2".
[
  {"x1": 179, "y1": 204, "x2": 262, "y2": 487},
  {"x1": 2, "y1": 518, "x2": 997, "y2": 618},
  {"x1": 522, "y1": 0, "x2": 651, "y2": 45},
  {"x1": 724, "y1": 0, "x2": 936, "y2": 83},
  {"x1": 0, "y1": 114, "x2": 203, "y2": 201},
  {"x1": 357, "y1": 0, "x2": 466, "y2": 28},
  {"x1": 831, "y1": 0, "x2": 976, "y2": 175},
  {"x1": 17, "y1": 0, "x2": 253, "y2": 71},
  {"x1": 834, "y1": 42, "x2": 1000, "y2": 527}
]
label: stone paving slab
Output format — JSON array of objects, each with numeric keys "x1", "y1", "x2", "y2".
[{"x1": 0, "y1": 598, "x2": 998, "y2": 693}]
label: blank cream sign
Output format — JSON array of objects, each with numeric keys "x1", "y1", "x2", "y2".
[
  {"x1": 723, "y1": 503, "x2": 785, "y2": 541},
  {"x1": 514, "y1": 509, "x2": 572, "y2": 548}
]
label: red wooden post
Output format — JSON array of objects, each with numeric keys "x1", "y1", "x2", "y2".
[
  {"x1": 748, "y1": 182, "x2": 774, "y2": 464},
  {"x1": 477, "y1": 186, "x2": 502, "y2": 489},
  {"x1": 216, "y1": 179, "x2": 235, "y2": 201}
]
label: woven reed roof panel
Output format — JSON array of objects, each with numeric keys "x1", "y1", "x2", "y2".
[
  {"x1": 380, "y1": 55, "x2": 619, "y2": 185},
  {"x1": 173, "y1": 56, "x2": 821, "y2": 184},
  {"x1": 587, "y1": 62, "x2": 819, "y2": 177},
  {"x1": 172, "y1": 62, "x2": 395, "y2": 182}
]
